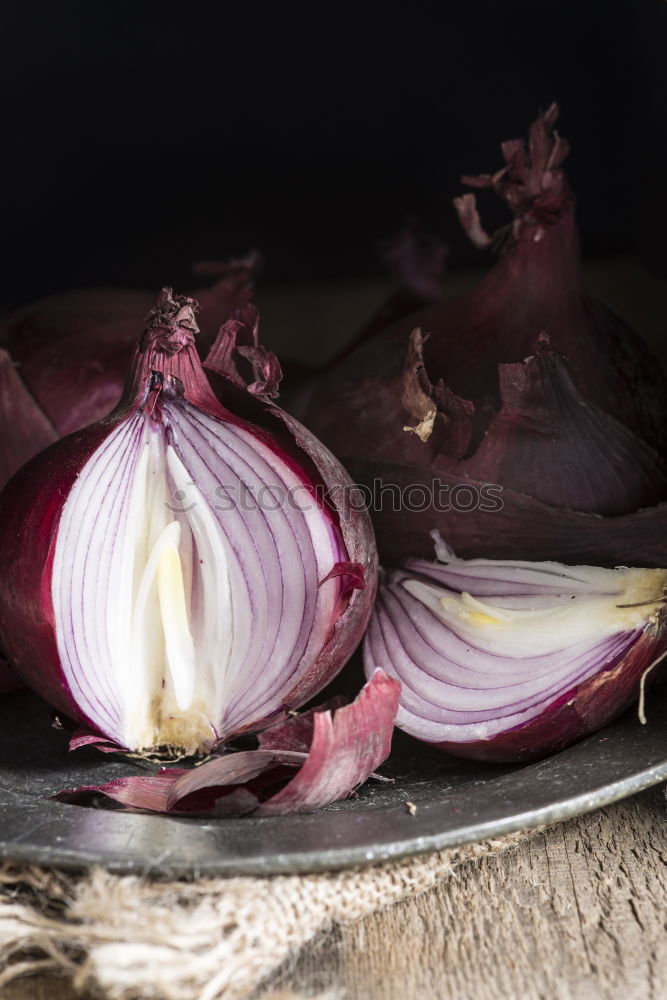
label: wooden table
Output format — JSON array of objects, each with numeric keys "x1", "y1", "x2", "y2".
[{"x1": 276, "y1": 785, "x2": 667, "y2": 1000}]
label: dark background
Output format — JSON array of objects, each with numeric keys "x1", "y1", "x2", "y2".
[{"x1": 3, "y1": 1, "x2": 666, "y2": 304}]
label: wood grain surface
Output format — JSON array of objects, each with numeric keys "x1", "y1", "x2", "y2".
[
  {"x1": 278, "y1": 784, "x2": 667, "y2": 999},
  {"x1": 4, "y1": 784, "x2": 666, "y2": 1000}
]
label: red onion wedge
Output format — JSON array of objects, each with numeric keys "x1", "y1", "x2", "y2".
[
  {"x1": 0, "y1": 289, "x2": 377, "y2": 755},
  {"x1": 54, "y1": 669, "x2": 400, "y2": 816},
  {"x1": 364, "y1": 535, "x2": 667, "y2": 762},
  {"x1": 5, "y1": 253, "x2": 260, "y2": 435}
]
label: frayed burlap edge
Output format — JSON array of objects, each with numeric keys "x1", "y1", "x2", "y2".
[{"x1": 0, "y1": 828, "x2": 538, "y2": 1000}]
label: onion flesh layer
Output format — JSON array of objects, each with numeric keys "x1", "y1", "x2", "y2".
[{"x1": 52, "y1": 395, "x2": 344, "y2": 753}]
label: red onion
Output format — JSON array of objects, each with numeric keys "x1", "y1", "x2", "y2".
[
  {"x1": 298, "y1": 106, "x2": 667, "y2": 567},
  {"x1": 364, "y1": 534, "x2": 667, "y2": 762},
  {"x1": 0, "y1": 289, "x2": 377, "y2": 756},
  {"x1": 4, "y1": 254, "x2": 259, "y2": 436}
]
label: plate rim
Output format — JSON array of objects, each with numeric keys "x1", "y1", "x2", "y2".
[{"x1": 0, "y1": 701, "x2": 666, "y2": 876}]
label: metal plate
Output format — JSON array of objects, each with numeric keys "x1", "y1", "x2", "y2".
[{"x1": 0, "y1": 686, "x2": 666, "y2": 877}]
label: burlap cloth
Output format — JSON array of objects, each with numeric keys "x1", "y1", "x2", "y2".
[{"x1": 0, "y1": 827, "x2": 535, "y2": 1000}]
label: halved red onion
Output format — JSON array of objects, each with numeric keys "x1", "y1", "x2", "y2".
[
  {"x1": 0, "y1": 289, "x2": 377, "y2": 755},
  {"x1": 364, "y1": 535, "x2": 667, "y2": 762}
]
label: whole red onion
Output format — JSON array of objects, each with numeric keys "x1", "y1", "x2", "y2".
[
  {"x1": 0, "y1": 289, "x2": 376, "y2": 755},
  {"x1": 4, "y1": 254, "x2": 260, "y2": 437},
  {"x1": 298, "y1": 106, "x2": 667, "y2": 568}
]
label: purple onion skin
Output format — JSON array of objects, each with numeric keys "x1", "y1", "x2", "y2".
[
  {"x1": 430, "y1": 622, "x2": 666, "y2": 763},
  {"x1": 55, "y1": 669, "x2": 400, "y2": 817},
  {"x1": 0, "y1": 295, "x2": 377, "y2": 742},
  {"x1": 5, "y1": 256, "x2": 259, "y2": 436}
]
